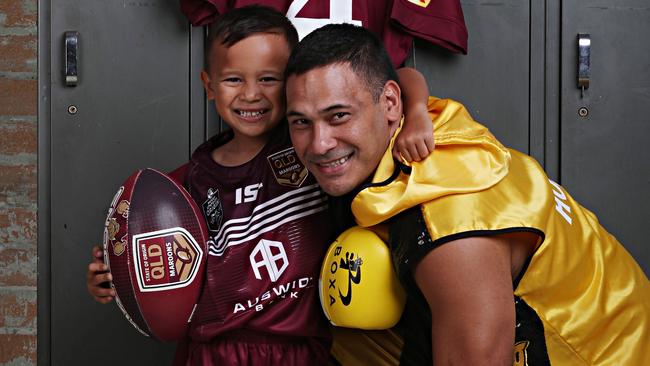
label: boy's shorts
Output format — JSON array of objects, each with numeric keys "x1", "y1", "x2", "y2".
[{"x1": 174, "y1": 329, "x2": 331, "y2": 366}]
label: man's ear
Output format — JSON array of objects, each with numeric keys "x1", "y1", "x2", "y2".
[
  {"x1": 382, "y1": 80, "x2": 403, "y2": 127},
  {"x1": 200, "y1": 70, "x2": 215, "y2": 100}
]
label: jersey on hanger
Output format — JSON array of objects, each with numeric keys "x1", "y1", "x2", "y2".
[{"x1": 180, "y1": 0, "x2": 468, "y2": 67}]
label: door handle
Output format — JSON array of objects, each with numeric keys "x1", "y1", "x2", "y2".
[
  {"x1": 65, "y1": 31, "x2": 79, "y2": 86},
  {"x1": 578, "y1": 33, "x2": 590, "y2": 96}
]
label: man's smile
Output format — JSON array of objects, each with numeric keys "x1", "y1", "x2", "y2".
[{"x1": 311, "y1": 152, "x2": 353, "y2": 173}]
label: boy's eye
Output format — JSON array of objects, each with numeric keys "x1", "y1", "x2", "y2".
[
  {"x1": 222, "y1": 77, "x2": 242, "y2": 84},
  {"x1": 260, "y1": 76, "x2": 281, "y2": 83}
]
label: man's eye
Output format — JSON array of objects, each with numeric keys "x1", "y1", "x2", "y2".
[
  {"x1": 332, "y1": 112, "x2": 349, "y2": 121},
  {"x1": 290, "y1": 119, "x2": 309, "y2": 127}
]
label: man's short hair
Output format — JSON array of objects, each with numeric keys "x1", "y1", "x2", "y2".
[
  {"x1": 205, "y1": 5, "x2": 299, "y2": 70},
  {"x1": 285, "y1": 24, "x2": 400, "y2": 101}
]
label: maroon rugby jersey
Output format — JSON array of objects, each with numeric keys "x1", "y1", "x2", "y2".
[
  {"x1": 179, "y1": 0, "x2": 468, "y2": 67},
  {"x1": 182, "y1": 126, "x2": 332, "y2": 344}
]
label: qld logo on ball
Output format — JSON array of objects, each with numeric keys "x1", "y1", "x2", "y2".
[{"x1": 132, "y1": 227, "x2": 204, "y2": 292}]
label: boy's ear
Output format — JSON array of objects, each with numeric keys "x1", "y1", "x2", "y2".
[
  {"x1": 200, "y1": 70, "x2": 215, "y2": 100},
  {"x1": 382, "y1": 80, "x2": 402, "y2": 127}
]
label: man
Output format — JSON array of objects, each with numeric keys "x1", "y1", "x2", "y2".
[{"x1": 284, "y1": 24, "x2": 650, "y2": 365}]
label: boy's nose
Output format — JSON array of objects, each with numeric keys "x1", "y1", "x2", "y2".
[{"x1": 241, "y1": 82, "x2": 261, "y2": 101}]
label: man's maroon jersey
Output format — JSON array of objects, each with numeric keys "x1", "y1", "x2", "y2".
[
  {"x1": 181, "y1": 126, "x2": 331, "y2": 347},
  {"x1": 180, "y1": 0, "x2": 468, "y2": 67}
]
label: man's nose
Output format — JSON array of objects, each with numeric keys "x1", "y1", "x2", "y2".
[{"x1": 310, "y1": 123, "x2": 337, "y2": 155}]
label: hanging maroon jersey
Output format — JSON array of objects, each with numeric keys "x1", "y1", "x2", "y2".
[{"x1": 179, "y1": 0, "x2": 468, "y2": 67}]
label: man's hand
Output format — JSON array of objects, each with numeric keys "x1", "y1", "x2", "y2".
[
  {"x1": 86, "y1": 245, "x2": 115, "y2": 304},
  {"x1": 392, "y1": 106, "x2": 434, "y2": 163}
]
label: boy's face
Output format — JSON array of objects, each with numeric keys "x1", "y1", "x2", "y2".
[{"x1": 201, "y1": 33, "x2": 290, "y2": 141}]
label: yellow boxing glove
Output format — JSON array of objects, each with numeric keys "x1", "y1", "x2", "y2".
[{"x1": 319, "y1": 226, "x2": 406, "y2": 329}]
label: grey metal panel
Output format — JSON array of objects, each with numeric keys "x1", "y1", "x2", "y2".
[
  {"x1": 560, "y1": 1, "x2": 650, "y2": 274},
  {"x1": 413, "y1": 1, "x2": 531, "y2": 153},
  {"x1": 190, "y1": 25, "x2": 208, "y2": 152},
  {"x1": 528, "y1": 0, "x2": 546, "y2": 168},
  {"x1": 543, "y1": 0, "x2": 562, "y2": 181},
  {"x1": 48, "y1": 0, "x2": 193, "y2": 364},
  {"x1": 37, "y1": 0, "x2": 52, "y2": 363}
]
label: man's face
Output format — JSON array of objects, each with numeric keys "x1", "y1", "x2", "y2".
[
  {"x1": 201, "y1": 33, "x2": 290, "y2": 142},
  {"x1": 286, "y1": 63, "x2": 401, "y2": 196}
]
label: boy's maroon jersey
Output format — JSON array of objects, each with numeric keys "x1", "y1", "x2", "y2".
[
  {"x1": 182, "y1": 126, "x2": 331, "y2": 343},
  {"x1": 180, "y1": 0, "x2": 467, "y2": 67}
]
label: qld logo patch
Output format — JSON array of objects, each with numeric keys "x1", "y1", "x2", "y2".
[
  {"x1": 267, "y1": 147, "x2": 308, "y2": 187},
  {"x1": 132, "y1": 227, "x2": 203, "y2": 292}
]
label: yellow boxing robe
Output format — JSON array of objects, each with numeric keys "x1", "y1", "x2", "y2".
[{"x1": 349, "y1": 97, "x2": 650, "y2": 365}]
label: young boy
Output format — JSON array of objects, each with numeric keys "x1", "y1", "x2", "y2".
[{"x1": 86, "y1": 5, "x2": 433, "y2": 365}]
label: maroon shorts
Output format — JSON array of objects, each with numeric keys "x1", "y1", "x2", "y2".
[{"x1": 173, "y1": 329, "x2": 332, "y2": 366}]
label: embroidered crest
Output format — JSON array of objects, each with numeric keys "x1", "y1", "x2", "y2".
[
  {"x1": 202, "y1": 188, "x2": 223, "y2": 233},
  {"x1": 267, "y1": 147, "x2": 308, "y2": 187}
]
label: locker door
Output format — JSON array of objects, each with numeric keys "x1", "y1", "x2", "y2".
[
  {"x1": 43, "y1": 0, "x2": 205, "y2": 364},
  {"x1": 561, "y1": 1, "x2": 650, "y2": 274},
  {"x1": 411, "y1": 1, "x2": 534, "y2": 154}
]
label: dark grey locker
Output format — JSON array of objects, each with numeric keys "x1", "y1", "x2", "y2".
[
  {"x1": 39, "y1": 0, "x2": 206, "y2": 364},
  {"x1": 411, "y1": 1, "x2": 534, "y2": 155},
  {"x1": 560, "y1": 1, "x2": 650, "y2": 275}
]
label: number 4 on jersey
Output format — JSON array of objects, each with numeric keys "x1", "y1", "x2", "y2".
[{"x1": 287, "y1": 0, "x2": 362, "y2": 40}]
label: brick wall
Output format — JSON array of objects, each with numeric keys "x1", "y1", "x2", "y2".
[{"x1": 0, "y1": 0, "x2": 38, "y2": 364}]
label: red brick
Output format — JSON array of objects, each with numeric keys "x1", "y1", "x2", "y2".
[
  {"x1": 0, "y1": 78, "x2": 37, "y2": 115},
  {"x1": 0, "y1": 334, "x2": 37, "y2": 364},
  {"x1": 0, "y1": 246, "x2": 36, "y2": 286},
  {"x1": 0, "y1": 288, "x2": 36, "y2": 328},
  {"x1": 0, "y1": 120, "x2": 36, "y2": 155},
  {"x1": 0, "y1": 35, "x2": 37, "y2": 72},
  {"x1": 0, "y1": 208, "x2": 37, "y2": 248},
  {"x1": 0, "y1": 164, "x2": 37, "y2": 204},
  {"x1": 0, "y1": 0, "x2": 37, "y2": 28}
]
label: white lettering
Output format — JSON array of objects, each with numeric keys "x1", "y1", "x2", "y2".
[
  {"x1": 166, "y1": 242, "x2": 176, "y2": 277},
  {"x1": 247, "y1": 297, "x2": 259, "y2": 307},
  {"x1": 273, "y1": 283, "x2": 291, "y2": 296},
  {"x1": 299, "y1": 277, "x2": 310, "y2": 288},
  {"x1": 232, "y1": 277, "x2": 312, "y2": 314},
  {"x1": 233, "y1": 303, "x2": 245, "y2": 314},
  {"x1": 548, "y1": 179, "x2": 573, "y2": 225},
  {"x1": 235, "y1": 183, "x2": 262, "y2": 205}
]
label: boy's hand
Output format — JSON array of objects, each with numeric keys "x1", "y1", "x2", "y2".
[
  {"x1": 86, "y1": 245, "x2": 115, "y2": 304},
  {"x1": 392, "y1": 107, "x2": 435, "y2": 163}
]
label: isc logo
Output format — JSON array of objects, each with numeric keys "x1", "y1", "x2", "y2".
[{"x1": 235, "y1": 183, "x2": 263, "y2": 205}]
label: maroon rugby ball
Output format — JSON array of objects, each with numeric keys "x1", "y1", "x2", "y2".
[{"x1": 102, "y1": 168, "x2": 208, "y2": 342}]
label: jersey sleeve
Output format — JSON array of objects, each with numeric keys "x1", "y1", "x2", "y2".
[
  {"x1": 180, "y1": 0, "x2": 222, "y2": 26},
  {"x1": 168, "y1": 163, "x2": 190, "y2": 185},
  {"x1": 390, "y1": 0, "x2": 468, "y2": 54}
]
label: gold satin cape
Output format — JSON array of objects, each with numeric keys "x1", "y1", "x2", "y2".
[{"x1": 336, "y1": 97, "x2": 650, "y2": 365}]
